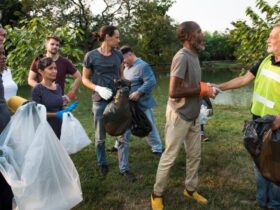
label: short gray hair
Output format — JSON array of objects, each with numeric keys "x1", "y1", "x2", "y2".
[{"x1": 176, "y1": 21, "x2": 200, "y2": 42}]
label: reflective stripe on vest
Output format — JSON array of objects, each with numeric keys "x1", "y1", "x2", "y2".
[
  {"x1": 253, "y1": 93, "x2": 274, "y2": 109},
  {"x1": 251, "y1": 55, "x2": 280, "y2": 116},
  {"x1": 260, "y1": 69, "x2": 280, "y2": 83}
]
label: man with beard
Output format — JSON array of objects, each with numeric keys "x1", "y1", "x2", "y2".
[
  {"x1": 216, "y1": 23, "x2": 280, "y2": 210},
  {"x1": 151, "y1": 21, "x2": 219, "y2": 210},
  {"x1": 28, "y1": 35, "x2": 81, "y2": 102}
]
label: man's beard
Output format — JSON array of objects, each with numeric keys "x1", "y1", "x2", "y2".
[
  {"x1": 49, "y1": 49, "x2": 58, "y2": 55},
  {"x1": 191, "y1": 42, "x2": 205, "y2": 52},
  {"x1": 198, "y1": 44, "x2": 205, "y2": 51},
  {"x1": 267, "y1": 46, "x2": 272, "y2": 53}
]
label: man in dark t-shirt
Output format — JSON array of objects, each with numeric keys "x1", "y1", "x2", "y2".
[{"x1": 28, "y1": 35, "x2": 81, "y2": 100}]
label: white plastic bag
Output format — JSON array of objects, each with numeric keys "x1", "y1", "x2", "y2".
[
  {"x1": 0, "y1": 102, "x2": 83, "y2": 210},
  {"x1": 2, "y1": 68, "x2": 18, "y2": 100},
  {"x1": 199, "y1": 104, "x2": 212, "y2": 124},
  {"x1": 60, "y1": 112, "x2": 91, "y2": 154}
]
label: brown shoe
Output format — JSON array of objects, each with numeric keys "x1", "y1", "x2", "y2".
[{"x1": 201, "y1": 135, "x2": 209, "y2": 142}]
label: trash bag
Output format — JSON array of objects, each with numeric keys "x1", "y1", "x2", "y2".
[
  {"x1": 199, "y1": 104, "x2": 212, "y2": 124},
  {"x1": 243, "y1": 115, "x2": 280, "y2": 185},
  {"x1": 243, "y1": 120, "x2": 261, "y2": 157},
  {"x1": 60, "y1": 112, "x2": 91, "y2": 154},
  {"x1": 199, "y1": 97, "x2": 213, "y2": 124},
  {"x1": 103, "y1": 79, "x2": 132, "y2": 136},
  {"x1": 202, "y1": 96, "x2": 213, "y2": 115},
  {"x1": 129, "y1": 101, "x2": 152, "y2": 137},
  {"x1": 0, "y1": 102, "x2": 83, "y2": 210}
]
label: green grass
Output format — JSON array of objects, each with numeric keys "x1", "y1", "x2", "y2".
[{"x1": 69, "y1": 86, "x2": 261, "y2": 210}]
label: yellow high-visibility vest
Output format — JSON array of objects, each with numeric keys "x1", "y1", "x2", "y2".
[{"x1": 251, "y1": 55, "x2": 280, "y2": 117}]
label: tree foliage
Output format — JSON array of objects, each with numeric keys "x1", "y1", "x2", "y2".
[
  {"x1": 2, "y1": 0, "x2": 243, "y2": 85},
  {"x1": 4, "y1": 18, "x2": 83, "y2": 85},
  {"x1": 0, "y1": 0, "x2": 24, "y2": 26},
  {"x1": 117, "y1": 0, "x2": 179, "y2": 70},
  {"x1": 229, "y1": 0, "x2": 280, "y2": 67},
  {"x1": 199, "y1": 32, "x2": 235, "y2": 61},
  {"x1": 20, "y1": 0, "x2": 97, "y2": 51}
]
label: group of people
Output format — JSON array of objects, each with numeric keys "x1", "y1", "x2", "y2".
[
  {"x1": 29, "y1": 35, "x2": 82, "y2": 138},
  {"x1": 82, "y1": 26, "x2": 163, "y2": 181},
  {"x1": 150, "y1": 21, "x2": 280, "y2": 210},
  {"x1": 0, "y1": 19, "x2": 280, "y2": 210},
  {"x1": 0, "y1": 24, "x2": 163, "y2": 208}
]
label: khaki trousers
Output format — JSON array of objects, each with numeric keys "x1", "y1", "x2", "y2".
[{"x1": 153, "y1": 105, "x2": 201, "y2": 196}]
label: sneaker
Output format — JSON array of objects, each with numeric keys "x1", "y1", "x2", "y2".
[
  {"x1": 99, "y1": 165, "x2": 109, "y2": 177},
  {"x1": 151, "y1": 194, "x2": 164, "y2": 210},
  {"x1": 201, "y1": 135, "x2": 209, "y2": 142},
  {"x1": 107, "y1": 147, "x2": 118, "y2": 152},
  {"x1": 183, "y1": 190, "x2": 208, "y2": 204},
  {"x1": 120, "y1": 171, "x2": 136, "y2": 182}
]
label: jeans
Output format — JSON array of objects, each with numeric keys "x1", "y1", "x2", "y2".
[
  {"x1": 117, "y1": 108, "x2": 163, "y2": 172},
  {"x1": 255, "y1": 166, "x2": 280, "y2": 210},
  {"x1": 92, "y1": 100, "x2": 108, "y2": 166},
  {"x1": 144, "y1": 109, "x2": 163, "y2": 153},
  {"x1": 117, "y1": 129, "x2": 130, "y2": 173}
]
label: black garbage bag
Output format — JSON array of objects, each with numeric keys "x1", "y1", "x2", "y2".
[
  {"x1": 103, "y1": 79, "x2": 132, "y2": 136},
  {"x1": 129, "y1": 101, "x2": 152, "y2": 137},
  {"x1": 243, "y1": 120, "x2": 261, "y2": 157},
  {"x1": 243, "y1": 115, "x2": 280, "y2": 185}
]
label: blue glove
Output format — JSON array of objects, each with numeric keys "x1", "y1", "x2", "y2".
[
  {"x1": 56, "y1": 110, "x2": 67, "y2": 119},
  {"x1": 56, "y1": 101, "x2": 79, "y2": 119},
  {"x1": 65, "y1": 100, "x2": 79, "y2": 112}
]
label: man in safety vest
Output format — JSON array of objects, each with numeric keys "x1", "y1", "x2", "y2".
[{"x1": 216, "y1": 23, "x2": 280, "y2": 210}]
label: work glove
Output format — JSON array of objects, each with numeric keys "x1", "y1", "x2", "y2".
[
  {"x1": 56, "y1": 101, "x2": 79, "y2": 119},
  {"x1": 95, "y1": 85, "x2": 113, "y2": 100},
  {"x1": 199, "y1": 82, "x2": 215, "y2": 98}
]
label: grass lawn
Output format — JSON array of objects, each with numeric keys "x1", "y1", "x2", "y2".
[{"x1": 69, "y1": 86, "x2": 261, "y2": 210}]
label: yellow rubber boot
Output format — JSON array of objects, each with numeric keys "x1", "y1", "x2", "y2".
[
  {"x1": 151, "y1": 194, "x2": 164, "y2": 210},
  {"x1": 183, "y1": 190, "x2": 208, "y2": 204}
]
